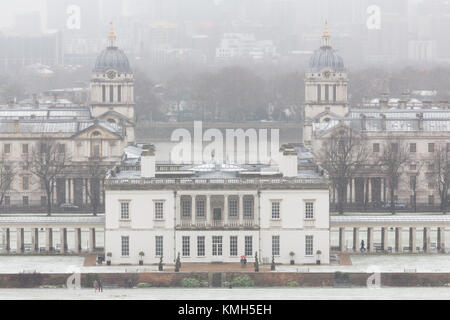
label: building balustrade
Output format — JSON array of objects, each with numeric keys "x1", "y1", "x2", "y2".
[{"x1": 177, "y1": 217, "x2": 258, "y2": 229}]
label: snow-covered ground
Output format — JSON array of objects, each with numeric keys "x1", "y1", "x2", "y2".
[
  {"x1": 1, "y1": 255, "x2": 450, "y2": 274},
  {"x1": 0, "y1": 287, "x2": 448, "y2": 300}
]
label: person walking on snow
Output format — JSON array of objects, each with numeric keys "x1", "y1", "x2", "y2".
[{"x1": 94, "y1": 280, "x2": 98, "y2": 292}]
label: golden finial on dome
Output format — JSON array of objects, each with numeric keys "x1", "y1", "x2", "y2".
[
  {"x1": 323, "y1": 20, "x2": 329, "y2": 37},
  {"x1": 109, "y1": 21, "x2": 116, "y2": 38}
]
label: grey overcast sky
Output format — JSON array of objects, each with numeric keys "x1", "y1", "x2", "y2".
[{"x1": 0, "y1": 0, "x2": 46, "y2": 29}]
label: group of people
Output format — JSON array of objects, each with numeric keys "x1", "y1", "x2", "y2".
[{"x1": 93, "y1": 279, "x2": 103, "y2": 292}]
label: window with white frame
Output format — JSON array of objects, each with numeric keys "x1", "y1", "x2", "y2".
[
  {"x1": 230, "y1": 236, "x2": 238, "y2": 256},
  {"x1": 121, "y1": 236, "x2": 129, "y2": 256},
  {"x1": 182, "y1": 236, "x2": 190, "y2": 257},
  {"x1": 305, "y1": 202, "x2": 314, "y2": 219},
  {"x1": 305, "y1": 235, "x2": 313, "y2": 256},
  {"x1": 197, "y1": 236, "x2": 205, "y2": 256},
  {"x1": 271, "y1": 201, "x2": 280, "y2": 219},
  {"x1": 243, "y1": 198, "x2": 253, "y2": 218},
  {"x1": 155, "y1": 236, "x2": 163, "y2": 257},
  {"x1": 196, "y1": 199, "x2": 205, "y2": 218},
  {"x1": 120, "y1": 201, "x2": 130, "y2": 220},
  {"x1": 245, "y1": 236, "x2": 253, "y2": 256},
  {"x1": 229, "y1": 199, "x2": 238, "y2": 218},
  {"x1": 212, "y1": 236, "x2": 223, "y2": 256},
  {"x1": 154, "y1": 201, "x2": 164, "y2": 220},
  {"x1": 272, "y1": 235, "x2": 280, "y2": 256},
  {"x1": 182, "y1": 199, "x2": 191, "y2": 218}
]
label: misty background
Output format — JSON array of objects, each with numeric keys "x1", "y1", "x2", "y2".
[{"x1": 0, "y1": 0, "x2": 449, "y2": 123}]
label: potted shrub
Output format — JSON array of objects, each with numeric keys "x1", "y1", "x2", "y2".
[
  {"x1": 289, "y1": 251, "x2": 295, "y2": 265},
  {"x1": 158, "y1": 256, "x2": 164, "y2": 271},
  {"x1": 175, "y1": 253, "x2": 181, "y2": 272},
  {"x1": 254, "y1": 252, "x2": 259, "y2": 272},
  {"x1": 271, "y1": 255, "x2": 276, "y2": 271},
  {"x1": 106, "y1": 252, "x2": 112, "y2": 266},
  {"x1": 316, "y1": 250, "x2": 322, "y2": 265},
  {"x1": 139, "y1": 251, "x2": 145, "y2": 265}
]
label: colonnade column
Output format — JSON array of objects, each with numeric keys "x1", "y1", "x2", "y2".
[
  {"x1": 45, "y1": 228, "x2": 53, "y2": 253},
  {"x1": 367, "y1": 227, "x2": 374, "y2": 253},
  {"x1": 381, "y1": 227, "x2": 388, "y2": 252},
  {"x1": 2, "y1": 228, "x2": 10, "y2": 253},
  {"x1": 31, "y1": 228, "x2": 39, "y2": 253},
  {"x1": 423, "y1": 227, "x2": 430, "y2": 253},
  {"x1": 409, "y1": 227, "x2": 416, "y2": 253},
  {"x1": 437, "y1": 227, "x2": 446, "y2": 253},
  {"x1": 353, "y1": 227, "x2": 360, "y2": 252},
  {"x1": 206, "y1": 195, "x2": 211, "y2": 226},
  {"x1": 224, "y1": 195, "x2": 229, "y2": 226},
  {"x1": 191, "y1": 196, "x2": 196, "y2": 226},
  {"x1": 60, "y1": 228, "x2": 67, "y2": 254},
  {"x1": 74, "y1": 228, "x2": 81, "y2": 254},
  {"x1": 16, "y1": 228, "x2": 24, "y2": 253},
  {"x1": 89, "y1": 228, "x2": 96, "y2": 253},
  {"x1": 239, "y1": 194, "x2": 244, "y2": 225},
  {"x1": 395, "y1": 227, "x2": 403, "y2": 253},
  {"x1": 339, "y1": 228, "x2": 346, "y2": 252}
]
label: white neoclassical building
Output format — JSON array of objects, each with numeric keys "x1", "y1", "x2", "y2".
[{"x1": 104, "y1": 145, "x2": 330, "y2": 265}]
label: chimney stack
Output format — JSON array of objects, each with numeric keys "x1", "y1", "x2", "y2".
[
  {"x1": 380, "y1": 93, "x2": 389, "y2": 109},
  {"x1": 417, "y1": 113, "x2": 424, "y2": 131},
  {"x1": 381, "y1": 114, "x2": 387, "y2": 131},
  {"x1": 141, "y1": 144, "x2": 156, "y2": 178},
  {"x1": 279, "y1": 144, "x2": 298, "y2": 178}
]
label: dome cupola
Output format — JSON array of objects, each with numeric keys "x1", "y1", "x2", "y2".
[{"x1": 308, "y1": 22, "x2": 344, "y2": 73}]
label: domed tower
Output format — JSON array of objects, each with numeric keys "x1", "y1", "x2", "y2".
[
  {"x1": 90, "y1": 24, "x2": 135, "y2": 143},
  {"x1": 303, "y1": 23, "x2": 348, "y2": 145}
]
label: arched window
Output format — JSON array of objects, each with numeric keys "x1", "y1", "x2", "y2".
[
  {"x1": 91, "y1": 131, "x2": 102, "y2": 158},
  {"x1": 107, "y1": 118, "x2": 117, "y2": 124}
]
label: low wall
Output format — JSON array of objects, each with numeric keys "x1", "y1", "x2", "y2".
[{"x1": 0, "y1": 272, "x2": 449, "y2": 288}]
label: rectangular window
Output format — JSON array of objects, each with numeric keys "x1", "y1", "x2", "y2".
[
  {"x1": 22, "y1": 144, "x2": 28, "y2": 154},
  {"x1": 182, "y1": 236, "x2": 190, "y2": 257},
  {"x1": 23, "y1": 196, "x2": 29, "y2": 206},
  {"x1": 410, "y1": 143, "x2": 416, "y2": 153},
  {"x1": 121, "y1": 236, "x2": 129, "y2": 256},
  {"x1": 110, "y1": 85, "x2": 114, "y2": 102},
  {"x1": 271, "y1": 201, "x2": 280, "y2": 219},
  {"x1": 243, "y1": 198, "x2": 253, "y2": 218},
  {"x1": 229, "y1": 199, "x2": 238, "y2": 218},
  {"x1": 305, "y1": 202, "x2": 314, "y2": 219},
  {"x1": 272, "y1": 235, "x2": 280, "y2": 256},
  {"x1": 244, "y1": 236, "x2": 253, "y2": 256},
  {"x1": 447, "y1": 143, "x2": 450, "y2": 153},
  {"x1": 155, "y1": 236, "x2": 163, "y2": 257},
  {"x1": 373, "y1": 143, "x2": 380, "y2": 153},
  {"x1": 197, "y1": 236, "x2": 205, "y2": 257},
  {"x1": 212, "y1": 236, "x2": 223, "y2": 256},
  {"x1": 4, "y1": 144, "x2": 10, "y2": 154},
  {"x1": 23, "y1": 176, "x2": 29, "y2": 190},
  {"x1": 305, "y1": 235, "x2": 314, "y2": 256},
  {"x1": 4, "y1": 196, "x2": 10, "y2": 206},
  {"x1": 428, "y1": 143, "x2": 435, "y2": 152},
  {"x1": 196, "y1": 199, "x2": 205, "y2": 218},
  {"x1": 154, "y1": 202, "x2": 164, "y2": 220},
  {"x1": 118, "y1": 85, "x2": 122, "y2": 102},
  {"x1": 428, "y1": 164, "x2": 435, "y2": 171},
  {"x1": 182, "y1": 199, "x2": 191, "y2": 218},
  {"x1": 120, "y1": 202, "x2": 130, "y2": 220},
  {"x1": 410, "y1": 176, "x2": 417, "y2": 189},
  {"x1": 230, "y1": 236, "x2": 238, "y2": 256},
  {"x1": 428, "y1": 195, "x2": 435, "y2": 205},
  {"x1": 410, "y1": 164, "x2": 417, "y2": 171},
  {"x1": 58, "y1": 144, "x2": 66, "y2": 153},
  {"x1": 41, "y1": 196, "x2": 47, "y2": 207}
]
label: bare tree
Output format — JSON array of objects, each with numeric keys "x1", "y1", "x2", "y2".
[
  {"x1": 85, "y1": 161, "x2": 107, "y2": 216},
  {"x1": 430, "y1": 145, "x2": 450, "y2": 214},
  {"x1": 29, "y1": 139, "x2": 70, "y2": 216},
  {"x1": 0, "y1": 155, "x2": 14, "y2": 206},
  {"x1": 316, "y1": 127, "x2": 368, "y2": 214},
  {"x1": 377, "y1": 140, "x2": 409, "y2": 214}
]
